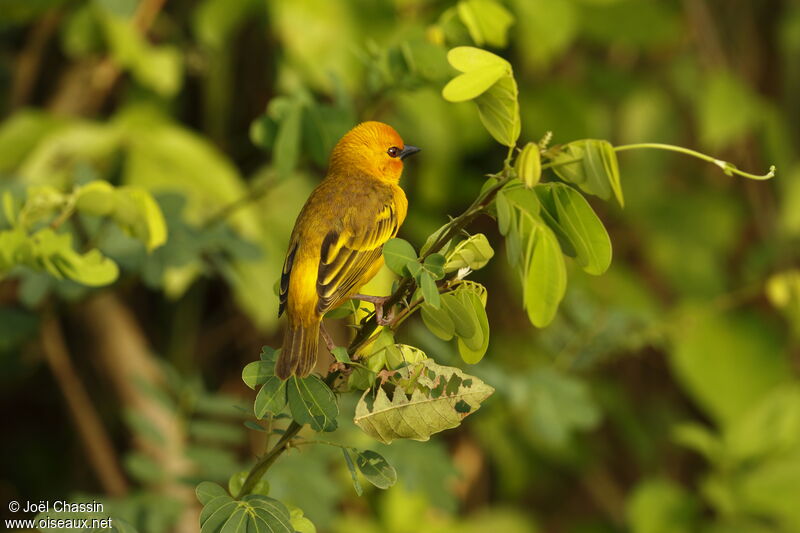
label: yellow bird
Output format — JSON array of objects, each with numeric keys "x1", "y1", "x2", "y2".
[{"x1": 276, "y1": 121, "x2": 420, "y2": 379}]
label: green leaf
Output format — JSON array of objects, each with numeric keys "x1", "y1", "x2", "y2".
[
  {"x1": 442, "y1": 63, "x2": 508, "y2": 102},
  {"x1": 354, "y1": 359, "x2": 494, "y2": 444},
  {"x1": 273, "y1": 100, "x2": 303, "y2": 179},
  {"x1": 101, "y1": 14, "x2": 183, "y2": 96},
  {"x1": 331, "y1": 346, "x2": 352, "y2": 363},
  {"x1": 423, "y1": 253, "x2": 446, "y2": 280},
  {"x1": 440, "y1": 291, "x2": 477, "y2": 339},
  {"x1": 626, "y1": 479, "x2": 698, "y2": 533},
  {"x1": 455, "y1": 285, "x2": 490, "y2": 364},
  {"x1": 443, "y1": 46, "x2": 520, "y2": 146},
  {"x1": 242, "y1": 360, "x2": 275, "y2": 389},
  {"x1": 260, "y1": 346, "x2": 278, "y2": 363},
  {"x1": 75, "y1": 180, "x2": 116, "y2": 216},
  {"x1": 523, "y1": 224, "x2": 567, "y2": 327},
  {"x1": 199, "y1": 493, "x2": 293, "y2": 533},
  {"x1": 19, "y1": 229, "x2": 120, "y2": 286},
  {"x1": 382, "y1": 238, "x2": 418, "y2": 276},
  {"x1": 254, "y1": 376, "x2": 288, "y2": 419},
  {"x1": 515, "y1": 142, "x2": 542, "y2": 188},
  {"x1": 550, "y1": 139, "x2": 624, "y2": 207},
  {"x1": 342, "y1": 448, "x2": 363, "y2": 496},
  {"x1": 418, "y1": 271, "x2": 441, "y2": 309},
  {"x1": 536, "y1": 183, "x2": 612, "y2": 275},
  {"x1": 384, "y1": 343, "x2": 427, "y2": 369},
  {"x1": 474, "y1": 73, "x2": 521, "y2": 147},
  {"x1": 287, "y1": 375, "x2": 338, "y2": 432},
  {"x1": 420, "y1": 303, "x2": 456, "y2": 341},
  {"x1": 495, "y1": 189, "x2": 512, "y2": 235},
  {"x1": 456, "y1": 0, "x2": 515, "y2": 48},
  {"x1": 112, "y1": 186, "x2": 168, "y2": 251},
  {"x1": 444, "y1": 233, "x2": 495, "y2": 273},
  {"x1": 526, "y1": 368, "x2": 601, "y2": 447},
  {"x1": 289, "y1": 505, "x2": 317, "y2": 533},
  {"x1": 228, "y1": 470, "x2": 270, "y2": 498},
  {"x1": 324, "y1": 299, "x2": 360, "y2": 319},
  {"x1": 669, "y1": 310, "x2": 791, "y2": 427},
  {"x1": 196, "y1": 482, "x2": 228, "y2": 506},
  {"x1": 249, "y1": 113, "x2": 277, "y2": 150},
  {"x1": 446, "y1": 45, "x2": 510, "y2": 72},
  {"x1": 354, "y1": 450, "x2": 398, "y2": 489}
]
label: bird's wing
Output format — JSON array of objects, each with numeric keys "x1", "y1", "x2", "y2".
[
  {"x1": 315, "y1": 200, "x2": 399, "y2": 314},
  {"x1": 278, "y1": 240, "x2": 297, "y2": 317}
]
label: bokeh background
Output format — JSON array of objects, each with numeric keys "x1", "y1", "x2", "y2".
[{"x1": 1, "y1": 0, "x2": 799, "y2": 532}]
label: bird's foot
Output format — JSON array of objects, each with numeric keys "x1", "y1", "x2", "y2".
[{"x1": 350, "y1": 294, "x2": 394, "y2": 326}]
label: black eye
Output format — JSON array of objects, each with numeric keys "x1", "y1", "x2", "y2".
[{"x1": 387, "y1": 146, "x2": 400, "y2": 158}]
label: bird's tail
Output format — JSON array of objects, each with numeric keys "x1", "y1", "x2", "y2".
[{"x1": 276, "y1": 318, "x2": 319, "y2": 379}]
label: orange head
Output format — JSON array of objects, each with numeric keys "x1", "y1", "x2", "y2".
[{"x1": 328, "y1": 121, "x2": 420, "y2": 183}]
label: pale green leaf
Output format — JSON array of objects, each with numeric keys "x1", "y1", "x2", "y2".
[
  {"x1": 354, "y1": 359, "x2": 494, "y2": 443},
  {"x1": 442, "y1": 63, "x2": 507, "y2": 102},
  {"x1": 474, "y1": 75, "x2": 521, "y2": 147},
  {"x1": 456, "y1": 0, "x2": 515, "y2": 48},
  {"x1": 444, "y1": 233, "x2": 495, "y2": 273},
  {"x1": 523, "y1": 224, "x2": 567, "y2": 327},
  {"x1": 446, "y1": 45, "x2": 510, "y2": 72}
]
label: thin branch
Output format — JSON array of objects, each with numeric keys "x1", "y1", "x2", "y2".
[
  {"x1": 41, "y1": 310, "x2": 128, "y2": 496},
  {"x1": 614, "y1": 143, "x2": 775, "y2": 180}
]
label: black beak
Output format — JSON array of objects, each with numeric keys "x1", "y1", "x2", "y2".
[{"x1": 399, "y1": 145, "x2": 421, "y2": 160}]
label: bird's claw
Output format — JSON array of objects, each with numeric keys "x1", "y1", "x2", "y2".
[
  {"x1": 350, "y1": 294, "x2": 394, "y2": 327},
  {"x1": 375, "y1": 301, "x2": 395, "y2": 326}
]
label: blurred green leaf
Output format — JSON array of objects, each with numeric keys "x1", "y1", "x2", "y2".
[
  {"x1": 457, "y1": 0, "x2": 514, "y2": 48},
  {"x1": 525, "y1": 368, "x2": 600, "y2": 447},
  {"x1": 626, "y1": 479, "x2": 698, "y2": 533},
  {"x1": 699, "y1": 72, "x2": 763, "y2": 149},
  {"x1": 669, "y1": 310, "x2": 791, "y2": 428}
]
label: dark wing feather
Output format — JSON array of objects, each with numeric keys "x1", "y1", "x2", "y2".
[
  {"x1": 278, "y1": 241, "x2": 297, "y2": 317},
  {"x1": 316, "y1": 201, "x2": 398, "y2": 314}
]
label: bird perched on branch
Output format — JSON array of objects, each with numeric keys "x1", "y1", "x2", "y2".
[{"x1": 276, "y1": 121, "x2": 420, "y2": 379}]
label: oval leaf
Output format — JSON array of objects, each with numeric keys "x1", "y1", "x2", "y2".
[
  {"x1": 354, "y1": 359, "x2": 494, "y2": 444},
  {"x1": 382, "y1": 238, "x2": 418, "y2": 276}
]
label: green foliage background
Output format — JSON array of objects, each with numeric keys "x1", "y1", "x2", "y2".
[{"x1": 1, "y1": 0, "x2": 798, "y2": 532}]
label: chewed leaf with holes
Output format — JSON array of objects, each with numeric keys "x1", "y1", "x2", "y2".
[{"x1": 354, "y1": 359, "x2": 494, "y2": 444}]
